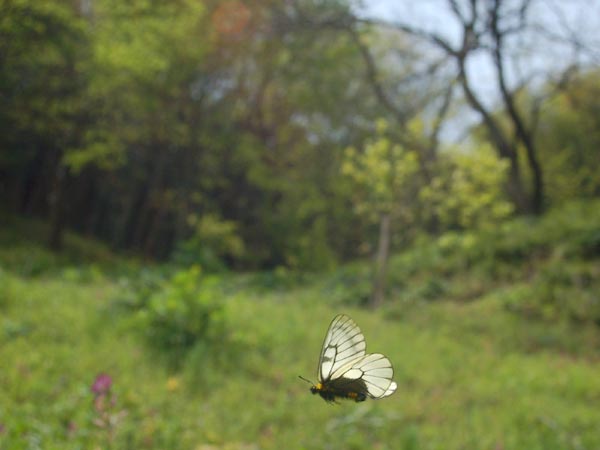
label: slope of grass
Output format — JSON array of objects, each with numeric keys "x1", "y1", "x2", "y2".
[
  {"x1": 1, "y1": 200, "x2": 599, "y2": 449},
  {"x1": 320, "y1": 199, "x2": 600, "y2": 326}
]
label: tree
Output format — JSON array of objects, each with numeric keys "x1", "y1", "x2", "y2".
[
  {"x1": 0, "y1": 0, "x2": 90, "y2": 250},
  {"x1": 342, "y1": 119, "x2": 420, "y2": 307},
  {"x1": 535, "y1": 68, "x2": 600, "y2": 204},
  {"x1": 354, "y1": 0, "x2": 599, "y2": 214}
]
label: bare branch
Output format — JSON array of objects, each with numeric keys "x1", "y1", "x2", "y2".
[
  {"x1": 345, "y1": 26, "x2": 411, "y2": 125},
  {"x1": 529, "y1": 63, "x2": 578, "y2": 134},
  {"x1": 428, "y1": 82, "x2": 455, "y2": 159},
  {"x1": 489, "y1": 0, "x2": 543, "y2": 212},
  {"x1": 356, "y1": 17, "x2": 459, "y2": 57}
]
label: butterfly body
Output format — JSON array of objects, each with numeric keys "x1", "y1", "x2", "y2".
[
  {"x1": 311, "y1": 380, "x2": 368, "y2": 403},
  {"x1": 306, "y1": 314, "x2": 397, "y2": 403}
]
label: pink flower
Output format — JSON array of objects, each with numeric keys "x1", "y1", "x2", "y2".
[{"x1": 91, "y1": 373, "x2": 112, "y2": 396}]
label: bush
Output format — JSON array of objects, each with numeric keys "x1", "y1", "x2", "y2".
[
  {"x1": 136, "y1": 266, "x2": 227, "y2": 365},
  {"x1": 320, "y1": 263, "x2": 372, "y2": 306},
  {"x1": 502, "y1": 260, "x2": 600, "y2": 324},
  {"x1": 245, "y1": 266, "x2": 313, "y2": 292},
  {"x1": 0, "y1": 244, "x2": 60, "y2": 277},
  {"x1": 112, "y1": 267, "x2": 169, "y2": 311},
  {"x1": 171, "y1": 214, "x2": 244, "y2": 272},
  {"x1": 0, "y1": 268, "x2": 15, "y2": 309},
  {"x1": 383, "y1": 199, "x2": 600, "y2": 317}
]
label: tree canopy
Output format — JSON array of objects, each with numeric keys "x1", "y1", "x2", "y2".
[{"x1": 1, "y1": 0, "x2": 598, "y2": 271}]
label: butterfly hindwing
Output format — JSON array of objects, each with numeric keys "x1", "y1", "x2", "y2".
[{"x1": 346, "y1": 353, "x2": 395, "y2": 398}]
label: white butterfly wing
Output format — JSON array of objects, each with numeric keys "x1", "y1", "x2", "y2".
[
  {"x1": 331, "y1": 353, "x2": 396, "y2": 399},
  {"x1": 382, "y1": 381, "x2": 398, "y2": 398},
  {"x1": 318, "y1": 314, "x2": 366, "y2": 382}
]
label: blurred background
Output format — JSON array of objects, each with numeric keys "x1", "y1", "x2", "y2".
[{"x1": 1, "y1": 0, "x2": 599, "y2": 448}]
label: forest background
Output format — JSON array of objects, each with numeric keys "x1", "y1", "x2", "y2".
[{"x1": 1, "y1": 0, "x2": 600, "y2": 449}]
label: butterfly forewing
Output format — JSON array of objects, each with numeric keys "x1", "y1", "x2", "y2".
[{"x1": 319, "y1": 315, "x2": 366, "y2": 382}]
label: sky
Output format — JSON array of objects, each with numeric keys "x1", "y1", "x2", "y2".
[
  {"x1": 357, "y1": 0, "x2": 600, "y2": 141},
  {"x1": 361, "y1": 0, "x2": 600, "y2": 79},
  {"x1": 363, "y1": 0, "x2": 600, "y2": 46}
]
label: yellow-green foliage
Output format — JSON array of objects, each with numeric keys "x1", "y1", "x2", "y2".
[
  {"x1": 342, "y1": 118, "x2": 420, "y2": 219},
  {"x1": 343, "y1": 121, "x2": 513, "y2": 234},
  {"x1": 173, "y1": 214, "x2": 245, "y2": 271},
  {"x1": 420, "y1": 144, "x2": 514, "y2": 229}
]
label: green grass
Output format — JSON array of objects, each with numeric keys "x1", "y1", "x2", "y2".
[{"x1": 1, "y1": 201, "x2": 600, "y2": 449}]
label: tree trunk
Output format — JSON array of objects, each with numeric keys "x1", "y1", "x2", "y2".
[
  {"x1": 48, "y1": 159, "x2": 68, "y2": 251},
  {"x1": 457, "y1": 59, "x2": 531, "y2": 213},
  {"x1": 371, "y1": 212, "x2": 392, "y2": 308},
  {"x1": 489, "y1": 1, "x2": 544, "y2": 214},
  {"x1": 130, "y1": 144, "x2": 167, "y2": 252},
  {"x1": 505, "y1": 153, "x2": 530, "y2": 214},
  {"x1": 523, "y1": 136, "x2": 544, "y2": 214},
  {"x1": 19, "y1": 144, "x2": 49, "y2": 216},
  {"x1": 143, "y1": 203, "x2": 168, "y2": 257}
]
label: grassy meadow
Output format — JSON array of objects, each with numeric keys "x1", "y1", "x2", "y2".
[{"x1": 1, "y1": 201, "x2": 600, "y2": 450}]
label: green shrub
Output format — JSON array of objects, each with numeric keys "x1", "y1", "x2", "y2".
[
  {"x1": 382, "y1": 199, "x2": 600, "y2": 318},
  {"x1": 0, "y1": 268, "x2": 11, "y2": 309},
  {"x1": 245, "y1": 266, "x2": 313, "y2": 292},
  {"x1": 320, "y1": 263, "x2": 372, "y2": 306},
  {"x1": 171, "y1": 214, "x2": 245, "y2": 272},
  {"x1": 502, "y1": 261, "x2": 600, "y2": 324},
  {"x1": 136, "y1": 266, "x2": 227, "y2": 364},
  {"x1": 112, "y1": 267, "x2": 169, "y2": 311},
  {"x1": 0, "y1": 244, "x2": 60, "y2": 277},
  {"x1": 566, "y1": 228, "x2": 600, "y2": 259}
]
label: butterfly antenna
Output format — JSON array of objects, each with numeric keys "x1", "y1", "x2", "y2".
[{"x1": 298, "y1": 375, "x2": 313, "y2": 385}]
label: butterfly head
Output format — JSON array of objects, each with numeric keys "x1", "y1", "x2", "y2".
[
  {"x1": 310, "y1": 382, "x2": 323, "y2": 395},
  {"x1": 299, "y1": 375, "x2": 320, "y2": 395}
]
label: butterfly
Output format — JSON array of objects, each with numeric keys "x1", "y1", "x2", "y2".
[{"x1": 302, "y1": 314, "x2": 397, "y2": 403}]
